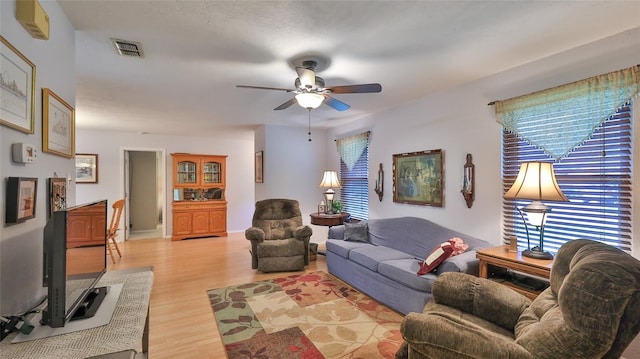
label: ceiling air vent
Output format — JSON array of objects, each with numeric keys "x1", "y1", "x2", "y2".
[{"x1": 110, "y1": 38, "x2": 144, "y2": 58}]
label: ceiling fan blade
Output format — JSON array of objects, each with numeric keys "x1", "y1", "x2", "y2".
[
  {"x1": 323, "y1": 95, "x2": 350, "y2": 111},
  {"x1": 295, "y1": 67, "x2": 316, "y2": 89},
  {"x1": 326, "y1": 83, "x2": 382, "y2": 94},
  {"x1": 236, "y1": 85, "x2": 293, "y2": 92},
  {"x1": 274, "y1": 97, "x2": 297, "y2": 111}
]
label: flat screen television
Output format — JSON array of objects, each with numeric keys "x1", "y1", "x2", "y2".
[{"x1": 41, "y1": 200, "x2": 108, "y2": 328}]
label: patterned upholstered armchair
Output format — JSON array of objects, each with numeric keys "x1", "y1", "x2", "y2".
[
  {"x1": 245, "y1": 199, "x2": 312, "y2": 273},
  {"x1": 396, "y1": 239, "x2": 640, "y2": 359}
]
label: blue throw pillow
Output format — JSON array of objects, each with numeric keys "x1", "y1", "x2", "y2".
[{"x1": 344, "y1": 222, "x2": 369, "y2": 242}]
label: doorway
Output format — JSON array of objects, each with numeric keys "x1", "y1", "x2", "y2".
[{"x1": 121, "y1": 148, "x2": 166, "y2": 240}]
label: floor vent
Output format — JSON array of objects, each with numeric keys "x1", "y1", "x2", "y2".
[{"x1": 111, "y1": 38, "x2": 144, "y2": 58}]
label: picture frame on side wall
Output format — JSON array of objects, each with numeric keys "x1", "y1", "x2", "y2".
[
  {"x1": 6, "y1": 177, "x2": 38, "y2": 224},
  {"x1": 0, "y1": 36, "x2": 36, "y2": 133},
  {"x1": 49, "y1": 177, "x2": 67, "y2": 215},
  {"x1": 43, "y1": 88, "x2": 75, "y2": 158},
  {"x1": 255, "y1": 151, "x2": 264, "y2": 183},
  {"x1": 392, "y1": 149, "x2": 444, "y2": 207},
  {"x1": 76, "y1": 153, "x2": 99, "y2": 183}
]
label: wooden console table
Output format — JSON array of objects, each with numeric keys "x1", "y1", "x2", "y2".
[
  {"x1": 310, "y1": 212, "x2": 349, "y2": 227},
  {"x1": 476, "y1": 245, "x2": 552, "y2": 300},
  {"x1": 0, "y1": 268, "x2": 153, "y2": 359}
]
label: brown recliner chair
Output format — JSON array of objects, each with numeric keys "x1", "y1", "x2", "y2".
[
  {"x1": 245, "y1": 199, "x2": 312, "y2": 273},
  {"x1": 397, "y1": 239, "x2": 640, "y2": 359}
]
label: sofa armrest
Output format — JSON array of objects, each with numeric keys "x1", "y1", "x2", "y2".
[
  {"x1": 437, "y1": 250, "x2": 479, "y2": 274},
  {"x1": 400, "y1": 312, "x2": 533, "y2": 359},
  {"x1": 328, "y1": 225, "x2": 346, "y2": 240},
  {"x1": 245, "y1": 227, "x2": 265, "y2": 242},
  {"x1": 294, "y1": 225, "x2": 313, "y2": 239},
  {"x1": 431, "y1": 272, "x2": 531, "y2": 331}
]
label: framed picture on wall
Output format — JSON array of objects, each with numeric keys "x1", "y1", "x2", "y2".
[
  {"x1": 392, "y1": 149, "x2": 444, "y2": 207},
  {"x1": 5, "y1": 177, "x2": 38, "y2": 224},
  {"x1": 255, "y1": 151, "x2": 263, "y2": 183},
  {"x1": 43, "y1": 88, "x2": 75, "y2": 158},
  {"x1": 49, "y1": 177, "x2": 67, "y2": 215},
  {"x1": 76, "y1": 153, "x2": 99, "y2": 183},
  {"x1": 0, "y1": 36, "x2": 36, "y2": 133}
]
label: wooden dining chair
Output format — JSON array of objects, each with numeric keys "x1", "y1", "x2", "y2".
[{"x1": 107, "y1": 199, "x2": 125, "y2": 263}]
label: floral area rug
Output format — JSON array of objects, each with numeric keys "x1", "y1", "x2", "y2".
[{"x1": 207, "y1": 271, "x2": 403, "y2": 358}]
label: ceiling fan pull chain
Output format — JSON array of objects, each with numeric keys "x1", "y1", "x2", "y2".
[{"x1": 308, "y1": 109, "x2": 312, "y2": 142}]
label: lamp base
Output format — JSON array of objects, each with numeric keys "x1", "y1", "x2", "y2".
[{"x1": 522, "y1": 247, "x2": 554, "y2": 260}]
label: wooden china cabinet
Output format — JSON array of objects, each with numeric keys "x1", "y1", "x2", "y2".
[
  {"x1": 171, "y1": 153, "x2": 227, "y2": 241},
  {"x1": 67, "y1": 201, "x2": 107, "y2": 248}
]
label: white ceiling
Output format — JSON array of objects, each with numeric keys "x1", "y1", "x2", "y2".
[{"x1": 57, "y1": 1, "x2": 640, "y2": 137}]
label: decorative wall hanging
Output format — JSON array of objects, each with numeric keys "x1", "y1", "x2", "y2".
[
  {"x1": 255, "y1": 151, "x2": 263, "y2": 183},
  {"x1": 374, "y1": 163, "x2": 383, "y2": 201},
  {"x1": 5, "y1": 177, "x2": 38, "y2": 224},
  {"x1": 43, "y1": 88, "x2": 75, "y2": 158},
  {"x1": 392, "y1": 149, "x2": 443, "y2": 207},
  {"x1": 75, "y1": 153, "x2": 98, "y2": 183},
  {"x1": 48, "y1": 177, "x2": 67, "y2": 215},
  {"x1": 0, "y1": 36, "x2": 36, "y2": 133},
  {"x1": 461, "y1": 153, "x2": 474, "y2": 208}
]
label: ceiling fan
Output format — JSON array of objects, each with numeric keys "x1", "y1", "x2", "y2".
[{"x1": 236, "y1": 60, "x2": 382, "y2": 111}]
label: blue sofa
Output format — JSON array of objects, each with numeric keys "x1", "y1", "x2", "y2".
[{"x1": 326, "y1": 217, "x2": 492, "y2": 315}]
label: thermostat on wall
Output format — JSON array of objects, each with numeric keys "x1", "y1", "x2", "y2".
[{"x1": 12, "y1": 143, "x2": 38, "y2": 164}]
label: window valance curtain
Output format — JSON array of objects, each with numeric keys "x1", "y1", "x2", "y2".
[
  {"x1": 494, "y1": 65, "x2": 639, "y2": 160},
  {"x1": 336, "y1": 131, "x2": 370, "y2": 171}
]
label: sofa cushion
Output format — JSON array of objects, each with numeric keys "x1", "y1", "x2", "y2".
[
  {"x1": 379, "y1": 259, "x2": 437, "y2": 292},
  {"x1": 256, "y1": 238, "x2": 305, "y2": 258},
  {"x1": 344, "y1": 222, "x2": 369, "y2": 242},
  {"x1": 349, "y1": 246, "x2": 414, "y2": 271},
  {"x1": 418, "y1": 241, "x2": 455, "y2": 275},
  {"x1": 326, "y1": 239, "x2": 370, "y2": 259}
]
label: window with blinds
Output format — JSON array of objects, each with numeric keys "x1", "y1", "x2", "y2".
[
  {"x1": 340, "y1": 144, "x2": 369, "y2": 220},
  {"x1": 502, "y1": 104, "x2": 632, "y2": 253}
]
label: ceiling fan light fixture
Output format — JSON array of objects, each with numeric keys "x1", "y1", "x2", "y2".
[{"x1": 295, "y1": 93, "x2": 324, "y2": 109}]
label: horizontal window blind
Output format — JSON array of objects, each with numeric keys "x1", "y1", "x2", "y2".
[
  {"x1": 340, "y1": 144, "x2": 369, "y2": 220},
  {"x1": 502, "y1": 104, "x2": 632, "y2": 253}
]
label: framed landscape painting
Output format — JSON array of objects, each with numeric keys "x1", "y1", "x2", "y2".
[
  {"x1": 0, "y1": 36, "x2": 36, "y2": 133},
  {"x1": 392, "y1": 149, "x2": 443, "y2": 207},
  {"x1": 76, "y1": 153, "x2": 98, "y2": 183}
]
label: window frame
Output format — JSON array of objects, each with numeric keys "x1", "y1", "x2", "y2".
[
  {"x1": 339, "y1": 143, "x2": 369, "y2": 221},
  {"x1": 502, "y1": 103, "x2": 633, "y2": 253}
]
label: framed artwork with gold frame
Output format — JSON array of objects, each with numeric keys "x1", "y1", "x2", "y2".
[
  {"x1": 0, "y1": 36, "x2": 36, "y2": 133},
  {"x1": 255, "y1": 151, "x2": 264, "y2": 183},
  {"x1": 43, "y1": 88, "x2": 75, "y2": 158},
  {"x1": 392, "y1": 149, "x2": 443, "y2": 207}
]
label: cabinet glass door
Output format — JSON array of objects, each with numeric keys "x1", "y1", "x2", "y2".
[
  {"x1": 203, "y1": 162, "x2": 221, "y2": 184},
  {"x1": 177, "y1": 161, "x2": 197, "y2": 184}
]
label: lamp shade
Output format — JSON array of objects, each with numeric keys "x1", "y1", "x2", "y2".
[
  {"x1": 319, "y1": 170, "x2": 341, "y2": 189},
  {"x1": 504, "y1": 162, "x2": 568, "y2": 202},
  {"x1": 295, "y1": 93, "x2": 324, "y2": 109}
]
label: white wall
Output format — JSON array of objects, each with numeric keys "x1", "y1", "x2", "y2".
[
  {"x1": 74, "y1": 129, "x2": 256, "y2": 234},
  {"x1": 1, "y1": 0, "x2": 76, "y2": 315},
  {"x1": 255, "y1": 125, "x2": 331, "y2": 241},
  {"x1": 329, "y1": 26, "x2": 640, "y2": 254}
]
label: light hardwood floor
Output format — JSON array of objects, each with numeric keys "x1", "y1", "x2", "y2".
[
  {"x1": 110, "y1": 234, "x2": 640, "y2": 359},
  {"x1": 108, "y1": 233, "x2": 327, "y2": 359}
]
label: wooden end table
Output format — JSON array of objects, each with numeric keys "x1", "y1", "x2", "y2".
[
  {"x1": 309, "y1": 212, "x2": 349, "y2": 227},
  {"x1": 476, "y1": 245, "x2": 553, "y2": 300}
]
